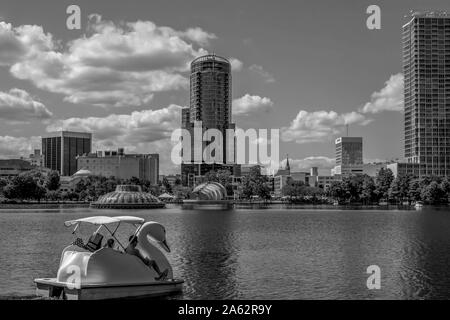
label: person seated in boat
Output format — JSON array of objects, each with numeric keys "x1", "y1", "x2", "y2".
[
  {"x1": 125, "y1": 235, "x2": 168, "y2": 280},
  {"x1": 103, "y1": 238, "x2": 115, "y2": 249}
]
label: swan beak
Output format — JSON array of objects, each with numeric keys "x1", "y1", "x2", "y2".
[{"x1": 162, "y1": 240, "x2": 171, "y2": 253}]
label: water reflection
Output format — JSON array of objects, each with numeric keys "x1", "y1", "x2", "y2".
[
  {"x1": 333, "y1": 210, "x2": 410, "y2": 299},
  {"x1": 401, "y1": 208, "x2": 450, "y2": 299},
  {"x1": 174, "y1": 208, "x2": 238, "y2": 299}
]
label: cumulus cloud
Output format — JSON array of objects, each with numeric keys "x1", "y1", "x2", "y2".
[
  {"x1": 180, "y1": 27, "x2": 217, "y2": 46},
  {"x1": 229, "y1": 57, "x2": 243, "y2": 71},
  {"x1": 360, "y1": 73, "x2": 404, "y2": 114},
  {"x1": 0, "y1": 23, "x2": 56, "y2": 67},
  {"x1": 0, "y1": 135, "x2": 40, "y2": 158},
  {"x1": 232, "y1": 94, "x2": 273, "y2": 115},
  {"x1": 46, "y1": 104, "x2": 181, "y2": 144},
  {"x1": 249, "y1": 64, "x2": 275, "y2": 83},
  {"x1": 0, "y1": 88, "x2": 52, "y2": 121},
  {"x1": 0, "y1": 16, "x2": 214, "y2": 107},
  {"x1": 281, "y1": 110, "x2": 372, "y2": 144},
  {"x1": 0, "y1": 22, "x2": 27, "y2": 66}
]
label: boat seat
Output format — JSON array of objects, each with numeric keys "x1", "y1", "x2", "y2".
[{"x1": 85, "y1": 233, "x2": 104, "y2": 252}]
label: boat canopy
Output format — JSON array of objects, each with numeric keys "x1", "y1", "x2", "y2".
[{"x1": 64, "y1": 216, "x2": 145, "y2": 227}]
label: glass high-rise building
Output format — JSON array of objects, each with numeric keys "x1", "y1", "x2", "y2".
[
  {"x1": 402, "y1": 11, "x2": 450, "y2": 177},
  {"x1": 42, "y1": 131, "x2": 92, "y2": 176},
  {"x1": 332, "y1": 137, "x2": 363, "y2": 177},
  {"x1": 181, "y1": 54, "x2": 238, "y2": 186},
  {"x1": 189, "y1": 54, "x2": 232, "y2": 131}
]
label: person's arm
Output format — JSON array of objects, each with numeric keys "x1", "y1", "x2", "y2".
[
  {"x1": 135, "y1": 249, "x2": 150, "y2": 264},
  {"x1": 127, "y1": 247, "x2": 146, "y2": 262}
]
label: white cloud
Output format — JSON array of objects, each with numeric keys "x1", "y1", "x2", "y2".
[
  {"x1": 249, "y1": 64, "x2": 275, "y2": 83},
  {"x1": 232, "y1": 94, "x2": 273, "y2": 115},
  {"x1": 360, "y1": 73, "x2": 404, "y2": 114},
  {"x1": 229, "y1": 57, "x2": 243, "y2": 71},
  {"x1": 0, "y1": 88, "x2": 52, "y2": 121},
  {"x1": 281, "y1": 110, "x2": 372, "y2": 144},
  {"x1": 180, "y1": 27, "x2": 217, "y2": 46},
  {"x1": 0, "y1": 135, "x2": 40, "y2": 158},
  {"x1": 0, "y1": 16, "x2": 214, "y2": 107},
  {"x1": 0, "y1": 22, "x2": 27, "y2": 66},
  {"x1": 46, "y1": 104, "x2": 182, "y2": 144}
]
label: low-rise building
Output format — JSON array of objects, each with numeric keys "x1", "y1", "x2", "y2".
[
  {"x1": 24, "y1": 149, "x2": 43, "y2": 167},
  {"x1": 0, "y1": 159, "x2": 34, "y2": 177},
  {"x1": 308, "y1": 167, "x2": 335, "y2": 189},
  {"x1": 162, "y1": 174, "x2": 181, "y2": 187},
  {"x1": 59, "y1": 169, "x2": 93, "y2": 193},
  {"x1": 331, "y1": 164, "x2": 364, "y2": 177},
  {"x1": 308, "y1": 175, "x2": 336, "y2": 189},
  {"x1": 387, "y1": 162, "x2": 427, "y2": 178},
  {"x1": 363, "y1": 163, "x2": 388, "y2": 177},
  {"x1": 77, "y1": 149, "x2": 159, "y2": 184},
  {"x1": 273, "y1": 171, "x2": 310, "y2": 196},
  {"x1": 273, "y1": 175, "x2": 290, "y2": 196},
  {"x1": 290, "y1": 172, "x2": 309, "y2": 183}
]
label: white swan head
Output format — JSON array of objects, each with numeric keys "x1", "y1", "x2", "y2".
[{"x1": 142, "y1": 221, "x2": 171, "y2": 253}]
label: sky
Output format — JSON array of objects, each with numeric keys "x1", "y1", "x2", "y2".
[{"x1": 0, "y1": 0, "x2": 449, "y2": 174}]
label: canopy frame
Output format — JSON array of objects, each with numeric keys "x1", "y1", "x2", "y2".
[{"x1": 65, "y1": 216, "x2": 145, "y2": 252}]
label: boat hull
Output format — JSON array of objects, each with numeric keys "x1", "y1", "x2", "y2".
[{"x1": 35, "y1": 278, "x2": 183, "y2": 300}]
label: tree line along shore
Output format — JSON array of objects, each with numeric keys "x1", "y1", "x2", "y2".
[{"x1": 0, "y1": 167, "x2": 449, "y2": 206}]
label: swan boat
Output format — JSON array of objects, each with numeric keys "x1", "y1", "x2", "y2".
[{"x1": 34, "y1": 216, "x2": 183, "y2": 300}]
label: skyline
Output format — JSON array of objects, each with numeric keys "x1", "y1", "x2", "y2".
[{"x1": 1, "y1": 0, "x2": 450, "y2": 174}]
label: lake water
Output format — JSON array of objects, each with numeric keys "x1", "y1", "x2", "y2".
[{"x1": 1, "y1": 205, "x2": 450, "y2": 300}]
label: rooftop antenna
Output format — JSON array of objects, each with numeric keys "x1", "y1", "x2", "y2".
[{"x1": 346, "y1": 124, "x2": 349, "y2": 137}]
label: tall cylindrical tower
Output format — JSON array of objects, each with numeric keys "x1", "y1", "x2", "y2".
[
  {"x1": 181, "y1": 54, "x2": 237, "y2": 186},
  {"x1": 189, "y1": 54, "x2": 232, "y2": 131}
]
